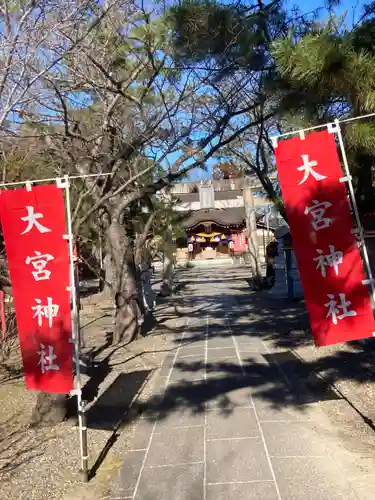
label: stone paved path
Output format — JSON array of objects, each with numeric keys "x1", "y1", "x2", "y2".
[{"x1": 109, "y1": 267, "x2": 366, "y2": 500}]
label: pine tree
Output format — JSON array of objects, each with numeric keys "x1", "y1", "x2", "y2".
[{"x1": 271, "y1": 5, "x2": 375, "y2": 217}]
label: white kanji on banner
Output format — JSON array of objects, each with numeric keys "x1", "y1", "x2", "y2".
[
  {"x1": 25, "y1": 251, "x2": 54, "y2": 281},
  {"x1": 32, "y1": 297, "x2": 59, "y2": 327},
  {"x1": 325, "y1": 293, "x2": 357, "y2": 325},
  {"x1": 304, "y1": 200, "x2": 333, "y2": 231},
  {"x1": 38, "y1": 344, "x2": 59, "y2": 374},
  {"x1": 297, "y1": 155, "x2": 327, "y2": 185},
  {"x1": 21, "y1": 206, "x2": 51, "y2": 235},
  {"x1": 314, "y1": 245, "x2": 343, "y2": 277}
]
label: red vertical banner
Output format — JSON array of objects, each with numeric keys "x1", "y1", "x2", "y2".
[
  {"x1": 275, "y1": 130, "x2": 375, "y2": 346},
  {"x1": 232, "y1": 232, "x2": 247, "y2": 252},
  {"x1": 0, "y1": 184, "x2": 73, "y2": 393}
]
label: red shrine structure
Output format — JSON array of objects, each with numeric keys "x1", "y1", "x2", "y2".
[{"x1": 169, "y1": 178, "x2": 274, "y2": 262}]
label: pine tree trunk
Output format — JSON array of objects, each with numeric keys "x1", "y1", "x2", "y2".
[
  {"x1": 243, "y1": 183, "x2": 262, "y2": 289},
  {"x1": 106, "y1": 221, "x2": 140, "y2": 344},
  {"x1": 30, "y1": 393, "x2": 68, "y2": 428},
  {"x1": 160, "y1": 226, "x2": 174, "y2": 296}
]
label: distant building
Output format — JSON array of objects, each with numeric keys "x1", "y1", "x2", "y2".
[{"x1": 167, "y1": 177, "x2": 281, "y2": 262}]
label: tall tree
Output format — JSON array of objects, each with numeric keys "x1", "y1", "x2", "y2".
[
  {"x1": 271, "y1": 2, "x2": 375, "y2": 217},
  {"x1": 1, "y1": 0, "x2": 266, "y2": 345},
  {"x1": 167, "y1": 0, "x2": 316, "y2": 211}
]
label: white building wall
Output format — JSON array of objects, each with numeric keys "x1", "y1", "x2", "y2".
[
  {"x1": 174, "y1": 196, "x2": 270, "y2": 212},
  {"x1": 214, "y1": 198, "x2": 243, "y2": 209}
]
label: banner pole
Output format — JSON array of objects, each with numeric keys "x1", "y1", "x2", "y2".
[
  {"x1": 60, "y1": 176, "x2": 89, "y2": 482},
  {"x1": 332, "y1": 120, "x2": 375, "y2": 309},
  {"x1": 272, "y1": 111, "x2": 375, "y2": 144}
]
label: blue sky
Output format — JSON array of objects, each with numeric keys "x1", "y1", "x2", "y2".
[
  {"x1": 184, "y1": 0, "x2": 368, "y2": 181},
  {"x1": 287, "y1": 0, "x2": 366, "y2": 24}
]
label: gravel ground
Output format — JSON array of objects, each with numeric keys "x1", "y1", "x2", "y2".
[
  {"x1": 296, "y1": 340, "x2": 375, "y2": 425},
  {"x1": 266, "y1": 297, "x2": 375, "y2": 427},
  {"x1": 0, "y1": 290, "x2": 184, "y2": 500},
  {"x1": 259, "y1": 295, "x2": 375, "y2": 489}
]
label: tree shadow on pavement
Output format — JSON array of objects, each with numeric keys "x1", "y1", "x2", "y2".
[
  {"x1": 131, "y1": 264, "x2": 375, "y2": 433},
  {"x1": 85, "y1": 370, "x2": 151, "y2": 480},
  {"x1": 135, "y1": 353, "x2": 341, "y2": 423}
]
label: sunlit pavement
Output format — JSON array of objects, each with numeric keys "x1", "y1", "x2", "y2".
[{"x1": 109, "y1": 266, "x2": 368, "y2": 500}]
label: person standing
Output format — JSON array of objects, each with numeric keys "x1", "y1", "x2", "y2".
[
  {"x1": 188, "y1": 242, "x2": 194, "y2": 261},
  {"x1": 141, "y1": 263, "x2": 156, "y2": 312},
  {"x1": 266, "y1": 240, "x2": 278, "y2": 287},
  {"x1": 228, "y1": 240, "x2": 234, "y2": 260}
]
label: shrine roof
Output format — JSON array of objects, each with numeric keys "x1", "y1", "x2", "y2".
[{"x1": 182, "y1": 207, "x2": 245, "y2": 229}]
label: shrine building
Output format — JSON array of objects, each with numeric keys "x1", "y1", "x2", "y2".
[{"x1": 167, "y1": 177, "x2": 277, "y2": 262}]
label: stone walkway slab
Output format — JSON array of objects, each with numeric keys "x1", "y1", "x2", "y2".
[
  {"x1": 135, "y1": 463, "x2": 204, "y2": 500},
  {"x1": 206, "y1": 481, "x2": 279, "y2": 500},
  {"x1": 206, "y1": 407, "x2": 260, "y2": 440},
  {"x1": 206, "y1": 438, "x2": 273, "y2": 484},
  {"x1": 109, "y1": 268, "x2": 363, "y2": 500}
]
